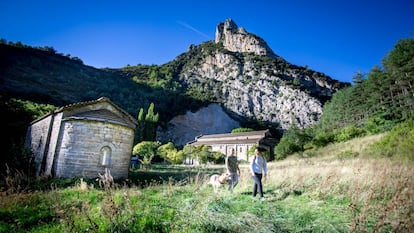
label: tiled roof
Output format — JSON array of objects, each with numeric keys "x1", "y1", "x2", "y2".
[
  {"x1": 30, "y1": 97, "x2": 137, "y2": 126},
  {"x1": 65, "y1": 109, "x2": 131, "y2": 126},
  {"x1": 189, "y1": 130, "x2": 271, "y2": 146}
]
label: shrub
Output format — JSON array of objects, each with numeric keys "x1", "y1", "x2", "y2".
[
  {"x1": 133, "y1": 141, "x2": 159, "y2": 168},
  {"x1": 364, "y1": 115, "x2": 397, "y2": 134},
  {"x1": 334, "y1": 126, "x2": 365, "y2": 142},
  {"x1": 211, "y1": 151, "x2": 225, "y2": 164},
  {"x1": 274, "y1": 126, "x2": 312, "y2": 160},
  {"x1": 312, "y1": 131, "x2": 334, "y2": 147},
  {"x1": 274, "y1": 136, "x2": 301, "y2": 160},
  {"x1": 368, "y1": 118, "x2": 414, "y2": 160},
  {"x1": 157, "y1": 142, "x2": 185, "y2": 164}
]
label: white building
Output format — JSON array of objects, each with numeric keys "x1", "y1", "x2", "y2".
[{"x1": 188, "y1": 129, "x2": 278, "y2": 162}]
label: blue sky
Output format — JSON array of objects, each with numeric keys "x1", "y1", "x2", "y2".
[{"x1": 1, "y1": 0, "x2": 413, "y2": 83}]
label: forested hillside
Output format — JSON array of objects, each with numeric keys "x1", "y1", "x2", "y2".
[
  {"x1": 320, "y1": 38, "x2": 413, "y2": 131},
  {"x1": 274, "y1": 38, "x2": 414, "y2": 160},
  {"x1": 0, "y1": 41, "x2": 203, "y2": 172},
  {"x1": 0, "y1": 42, "x2": 202, "y2": 120}
]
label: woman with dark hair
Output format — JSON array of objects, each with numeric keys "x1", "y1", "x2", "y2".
[{"x1": 250, "y1": 147, "x2": 268, "y2": 200}]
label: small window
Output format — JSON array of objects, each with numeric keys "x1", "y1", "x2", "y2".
[{"x1": 101, "y1": 146, "x2": 112, "y2": 167}]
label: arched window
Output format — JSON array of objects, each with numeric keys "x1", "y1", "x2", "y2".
[{"x1": 100, "y1": 146, "x2": 112, "y2": 167}]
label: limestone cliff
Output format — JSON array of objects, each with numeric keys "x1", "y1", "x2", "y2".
[
  {"x1": 157, "y1": 19, "x2": 349, "y2": 145},
  {"x1": 215, "y1": 18, "x2": 277, "y2": 58},
  {"x1": 156, "y1": 103, "x2": 240, "y2": 146}
]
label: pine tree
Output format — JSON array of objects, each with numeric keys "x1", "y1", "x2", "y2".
[{"x1": 317, "y1": 38, "x2": 414, "y2": 133}]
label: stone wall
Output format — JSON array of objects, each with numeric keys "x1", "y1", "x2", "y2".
[
  {"x1": 25, "y1": 114, "x2": 53, "y2": 176},
  {"x1": 45, "y1": 112, "x2": 63, "y2": 176},
  {"x1": 54, "y1": 119, "x2": 134, "y2": 178}
]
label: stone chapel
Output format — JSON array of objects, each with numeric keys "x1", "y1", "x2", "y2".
[{"x1": 25, "y1": 97, "x2": 137, "y2": 179}]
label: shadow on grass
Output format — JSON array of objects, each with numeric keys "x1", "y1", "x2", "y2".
[{"x1": 240, "y1": 187, "x2": 304, "y2": 202}]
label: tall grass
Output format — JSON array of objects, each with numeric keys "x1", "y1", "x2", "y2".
[{"x1": 1, "y1": 133, "x2": 413, "y2": 232}]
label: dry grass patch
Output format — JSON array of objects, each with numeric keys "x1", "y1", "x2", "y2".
[{"x1": 237, "y1": 134, "x2": 413, "y2": 232}]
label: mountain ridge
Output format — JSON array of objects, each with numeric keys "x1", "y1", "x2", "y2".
[
  {"x1": 161, "y1": 19, "x2": 348, "y2": 129},
  {"x1": 0, "y1": 19, "x2": 350, "y2": 146}
]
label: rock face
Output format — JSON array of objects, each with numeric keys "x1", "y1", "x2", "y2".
[
  {"x1": 215, "y1": 18, "x2": 277, "y2": 58},
  {"x1": 156, "y1": 103, "x2": 240, "y2": 146},
  {"x1": 157, "y1": 19, "x2": 349, "y2": 145}
]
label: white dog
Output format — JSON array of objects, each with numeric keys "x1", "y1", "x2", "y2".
[{"x1": 209, "y1": 173, "x2": 229, "y2": 193}]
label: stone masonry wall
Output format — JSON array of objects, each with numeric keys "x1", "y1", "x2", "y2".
[
  {"x1": 44, "y1": 112, "x2": 63, "y2": 176},
  {"x1": 26, "y1": 115, "x2": 53, "y2": 176},
  {"x1": 54, "y1": 120, "x2": 134, "y2": 178}
]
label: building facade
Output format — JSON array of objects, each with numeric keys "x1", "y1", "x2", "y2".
[
  {"x1": 188, "y1": 130, "x2": 278, "y2": 162},
  {"x1": 25, "y1": 97, "x2": 137, "y2": 179}
]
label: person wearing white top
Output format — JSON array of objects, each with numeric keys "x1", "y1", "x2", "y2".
[{"x1": 250, "y1": 148, "x2": 268, "y2": 199}]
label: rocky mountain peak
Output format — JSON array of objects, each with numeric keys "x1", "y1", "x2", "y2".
[
  {"x1": 215, "y1": 18, "x2": 277, "y2": 58},
  {"x1": 158, "y1": 19, "x2": 349, "y2": 145}
]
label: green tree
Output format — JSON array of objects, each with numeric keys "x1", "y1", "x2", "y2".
[
  {"x1": 352, "y1": 71, "x2": 365, "y2": 85},
  {"x1": 316, "y1": 38, "x2": 414, "y2": 135},
  {"x1": 181, "y1": 145, "x2": 221, "y2": 164},
  {"x1": 182, "y1": 145, "x2": 197, "y2": 164},
  {"x1": 157, "y1": 142, "x2": 185, "y2": 164},
  {"x1": 231, "y1": 127, "x2": 254, "y2": 133},
  {"x1": 135, "y1": 103, "x2": 159, "y2": 143},
  {"x1": 144, "y1": 103, "x2": 159, "y2": 141},
  {"x1": 382, "y1": 38, "x2": 414, "y2": 119},
  {"x1": 132, "y1": 141, "x2": 159, "y2": 169},
  {"x1": 135, "y1": 108, "x2": 145, "y2": 143},
  {"x1": 274, "y1": 124, "x2": 312, "y2": 160}
]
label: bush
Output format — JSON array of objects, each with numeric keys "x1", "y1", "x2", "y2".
[
  {"x1": 312, "y1": 131, "x2": 334, "y2": 147},
  {"x1": 364, "y1": 115, "x2": 397, "y2": 134},
  {"x1": 368, "y1": 118, "x2": 414, "y2": 160},
  {"x1": 334, "y1": 126, "x2": 365, "y2": 142},
  {"x1": 211, "y1": 151, "x2": 225, "y2": 164},
  {"x1": 274, "y1": 136, "x2": 301, "y2": 160},
  {"x1": 157, "y1": 142, "x2": 185, "y2": 164},
  {"x1": 274, "y1": 126, "x2": 312, "y2": 160}
]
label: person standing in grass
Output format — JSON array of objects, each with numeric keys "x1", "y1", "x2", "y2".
[
  {"x1": 250, "y1": 147, "x2": 268, "y2": 199},
  {"x1": 225, "y1": 148, "x2": 240, "y2": 192}
]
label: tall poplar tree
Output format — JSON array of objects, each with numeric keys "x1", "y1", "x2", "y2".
[
  {"x1": 134, "y1": 108, "x2": 145, "y2": 143},
  {"x1": 135, "y1": 103, "x2": 159, "y2": 143},
  {"x1": 144, "y1": 103, "x2": 159, "y2": 141}
]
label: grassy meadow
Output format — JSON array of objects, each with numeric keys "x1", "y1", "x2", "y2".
[{"x1": 1, "y1": 134, "x2": 413, "y2": 233}]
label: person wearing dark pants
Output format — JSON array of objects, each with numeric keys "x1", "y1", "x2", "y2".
[
  {"x1": 250, "y1": 148, "x2": 268, "y2": 199},
  {"x1": 252, "y1": 172, "x2": 264, "y2": 197},
  {"x1": 225, "y1": 148, "x2": 240, "y2": 193}
]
